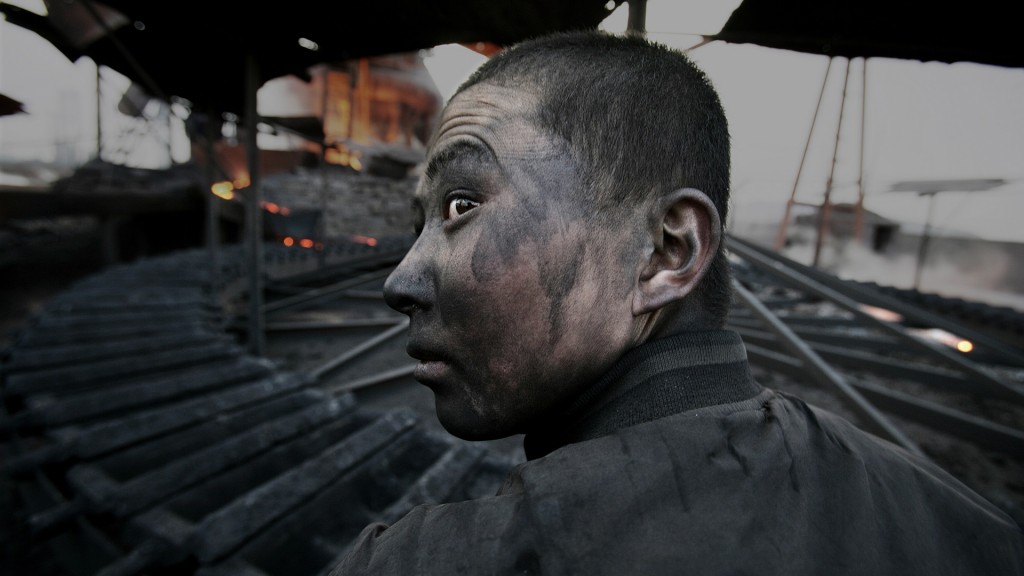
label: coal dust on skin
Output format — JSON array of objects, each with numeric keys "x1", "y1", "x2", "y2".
[{"x1": 384, "y1": 82, "x2": 642, "y2": 441}]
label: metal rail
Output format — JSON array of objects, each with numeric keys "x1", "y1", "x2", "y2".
[
  {"x1": 731, "y1": 234, "x2": 1024, "y2": 367},
  {"x1": 732, "y1": 280, "x2": 925, "y2": 457},
  {"x1": 727, "y1": 235, "x2": 1024, "y2": 404}
]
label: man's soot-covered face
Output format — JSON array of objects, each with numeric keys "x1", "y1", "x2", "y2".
[{"x1": 383, "y1": 82, "x2": 640, "y2": 440}]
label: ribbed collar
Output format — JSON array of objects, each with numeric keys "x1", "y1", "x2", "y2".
[{"x1": 523, "y1": 330, "x2": 762, "y2": 460}]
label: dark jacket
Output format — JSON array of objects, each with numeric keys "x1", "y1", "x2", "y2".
[{"x1": 333, "y1": 331, "x2": 1024, "y2": 575}]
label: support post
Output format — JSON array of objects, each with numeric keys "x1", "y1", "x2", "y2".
[
  {"x1": 812, "y1": 59, "x2": 851, "y2": 268},
  {"x1": 854, "y1": 58, "x2": 868, "y2": 241},
  {"x1": 913, "y1": 192, "x2": 937, "y2": 290},
  {"x1": 204, "y1": 108, "x2": 220, "y2": 289},
  {"x1": 774, "y1": 58, "x2": 833, "y2": 252},
  {"x1": 319, "y1": 65, "x2": 330, "y2": 268},
  {"x1": 166, "y1": 102, "x2": 174, "y2": 166},
  {"x1": 95, "y1": 62, "x2": 103, "y2": 160},
  {"x1": 245, "y1": 54, "x2": 265, "y2": 356},
  {"x1": 627, "y1": 0, "x2": 647, "y2": 36}
]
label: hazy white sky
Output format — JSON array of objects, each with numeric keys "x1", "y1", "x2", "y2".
[{"x1": 3, "y1": 0, "x2": 1023, "y2": 241}]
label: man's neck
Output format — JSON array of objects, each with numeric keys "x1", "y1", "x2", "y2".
[{"x1": 523, "y1": 329, "x2": 762, "y2": 459}]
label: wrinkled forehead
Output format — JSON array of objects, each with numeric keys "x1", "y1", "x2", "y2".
[{"x1": 428, "y1": 82, "x2": 559, "y2": 161}]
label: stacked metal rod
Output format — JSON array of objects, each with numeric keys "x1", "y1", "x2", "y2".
[
  {"x1": 0, "y1": 239, "x2": 514, "y2": 576},
  {"x1": 726, "y1": 234, "x2": 1024, "y2": 518},
  {"x1": 4, "y1": 233, "x2": 1023, "y2": 575}
]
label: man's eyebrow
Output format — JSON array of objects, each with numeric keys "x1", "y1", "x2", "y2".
[{"x1": 424, "y1": 140, "x2": 496, "y2": 181}]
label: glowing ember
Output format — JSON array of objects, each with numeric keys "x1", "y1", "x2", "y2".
[
  {"x1": 299, "y1": 238, "x2": 314, "y2": 249},
  {"x1": 325, "y1": 147, "x2": 363, "y2": 171},
  {"x1": 908, "y1": 327, "x2": 975, "y2": 353},
  {"x1": 858, "y1": 304, "x2": 903, "y2": 323},
  {"x1": 233, "y1": 176, "x2": 251, "y2": 189},
  {"x1": 283, "y1": 236, "x2": 295, "y2": 247},
  {"x1": 351, "y1": 235, "x2": 378, "y2": 247},
  {"x1": 264, "y1": 202, "x2": 281, "y2": 214},
  {"x1": 210, "y1": 181, "x2": 235, "y2": 200}
]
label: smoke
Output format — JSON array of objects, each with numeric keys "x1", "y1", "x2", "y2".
[{"x1": 781, "y1": 236, "x2": 1023, "y2": 311}]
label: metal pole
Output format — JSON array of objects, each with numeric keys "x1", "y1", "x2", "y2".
[
  {"x1": 774, "y1": 58, "x2": 833, "y2": 252},
  {"x1": 166, "y1": 102, "x2": 174, "y2": 166},
  {"x1": 319, "y1": 65, "x2": 330, "y2": 268},
  {"x1": 812, "y1": 59, "x2": 851, "y2": 268},
  {"x1": 731, "y1": 279, "x2": 925, "y2": 457},
  {"x1": 95, "y1": 62, "x2": 102, "y2": 160},
  {"x1": 627, "y1": 0, "x2": 647, "y2": 36},
  {"x1": 913, "y1": 192, "x2": 937, "y2": 290},
  {"x1": 854, "y1": 58, "x2": 868, "y2": 241},
  {"x1": 245, "y1": 54, "x2": 265, "y2": 356},
  {"x1": 204, "y1": 108, "x2": 220, "y2": 290}
]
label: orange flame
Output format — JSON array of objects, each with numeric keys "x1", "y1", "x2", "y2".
[
  {"x1": 299, "y1": 238, "x2": 314, "y2": 249},
  {"x1": 325, "y1": 147, "x2": 363, "y2": 171},
  {"x1": 283, "y1": 236, "x2": 295, "y2": 247}
]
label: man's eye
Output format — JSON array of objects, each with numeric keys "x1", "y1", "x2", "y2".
[{"x1": 445, "y1": 196, "x2": 480, "y2": 220}]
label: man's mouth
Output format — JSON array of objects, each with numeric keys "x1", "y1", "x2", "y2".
[
  {"x1": 413, "y1": 360, "x2": 450, "y2": 383},
  {"x1": 406, "y1": 342, "x2": 452, "y2": 382}
]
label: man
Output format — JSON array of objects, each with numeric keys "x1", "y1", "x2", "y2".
[{"x1": 334, "y1": 31, "x2": 1023, "y2": 575}]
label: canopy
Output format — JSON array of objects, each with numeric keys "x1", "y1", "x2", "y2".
[
  {"x1": 0, "y1": 93, "x2": 26, "y2": 116},
  {"x1": 713, "y1": 0, "x2": 1023, "y2": 68},
  {"x1": 1, "y1": 0, "x2": 619, "y2": 113}
]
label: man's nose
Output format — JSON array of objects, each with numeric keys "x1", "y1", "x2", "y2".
[{"x1": 383, "y1": 246, "x2": 432, "y2": 315}]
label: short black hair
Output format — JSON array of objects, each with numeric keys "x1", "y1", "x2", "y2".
[{"x1": 455, "y1": 31, "x2": 733, "y2": 326}]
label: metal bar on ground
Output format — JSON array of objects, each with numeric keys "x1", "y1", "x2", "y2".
[
  {"x1": 853, "y1": 380, "x2": 1024, "y2": 458},
  {"x1": 338, "y1": 289, "x2": 385, "y2": 300},
  {"x1": 732, "y1": 235, "x2": 1024, "y2": 367},
  {"x1": 311, "y1": 319, "x2": 409, "y2": 381},
  {"x1": 728, "y1": 236, "x2": 1024, "y2": 404},
  {"x1": 329, "y1": 364, "x2": 417, "y2": 395},
  {"x1": 743, "y1": 344, "x2": 1024, "y2": 458},
  {"x1": 735, "y1": 326, "x2": 976, "y2": 396},
  {"x1": 265, "y1": 317, "x2": 404, "y2": 332},
  {"x1": 268, "y1": 246, "x2": 408, "y2": 288},
  {"x1": 189, "y1": 410, "x2": 417, "y2": 563},
  {"x1": 263, "y1": 268, "x2": 393, "y2": 315},
  {"x1": 732, "y1": 279, "x2": 925, "y2": 457}
]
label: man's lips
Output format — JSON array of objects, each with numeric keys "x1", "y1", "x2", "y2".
[
  {"x1": 406, "y1": 342, "x2": 452, "y2": 382},
  {"x1": 413, "y1": 360, "x2": 450, "y2": 383},
  {"x1": 407, "y1": 342, "x2": 442, "y2": 361}
]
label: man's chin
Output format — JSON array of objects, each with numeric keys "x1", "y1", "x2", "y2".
[{"x1": 433, "y1": 398, "x2": 514, "y2": 441}]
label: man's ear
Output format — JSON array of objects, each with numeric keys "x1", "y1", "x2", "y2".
[{"x1": 633, "y1": 188, "x2": 722, "y2": 316}]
